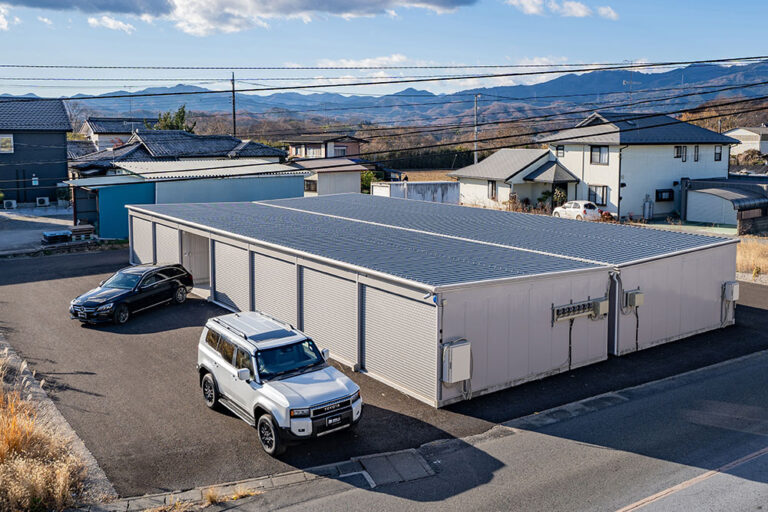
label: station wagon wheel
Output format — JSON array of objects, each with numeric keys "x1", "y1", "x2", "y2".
[
  {"x1": 173, "y1": 286, "x2": 187, "y2": 304},
  {"x1": 113, "y1": 304, "x2": 130, "y2": 325},
  {"x1": 257, "y1": 414, "x2": 285, "y2": 456},
  {"x1": 201, "y1": 373, "x2": 219, "y2": 409}
]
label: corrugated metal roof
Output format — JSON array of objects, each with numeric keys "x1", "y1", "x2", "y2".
[
  {"x1": 117, "y1": 159, "x2": 306, "y2": 179},
  {"x1": 258, "y1": 194, "x2": 734, "y2": 266},
  {"x1": 0, "y1": 99, "x2": 71, "y2": 132},
  {"x1": 447, "y1": 149, "x2": 549, "y2": 181},
  {"x1": 290, "y1": 158, "x2": 369, "y2": 173},
  {"x1": 522, "y1": 161, "x2": 579, "y2": 183},
  {"x1": 65, "y1": 176, "x2": 145, "y2": 188},
  {"x1": 129, "y1": 201, "x2": 602, "y2": 288},
  {"x1": 539, "y1": 111, "x2": 738, "y2": 146},
  {"x1": 691, "y1": 187, "x2": 768, "y2": 210}
]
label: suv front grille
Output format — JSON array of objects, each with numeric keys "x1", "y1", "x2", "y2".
[
  {"x1": 72, "y1": 305, "x2": 96, "y2": 313},
  {"x1": 311, "y1": 397, "x2": 352, "y2": 418}
]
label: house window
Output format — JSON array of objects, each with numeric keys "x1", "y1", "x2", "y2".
[
  {"x1": 556, "y1": 145, "x2": 564, "y2": 157},
  {"x1": 0, "y1": 134, "x2": 13, "y2": 153},
  {"x1": 694, "y1": 145, "x2": 699, "y2": 162},
  {"x1": 488, "y1": 180, "x2": 497, "y2": 200},
  {"x1": 304, "y1": 180, "x2": 317, "y2": 192},
  {"x1": 681, "y1": 146, "x2": 687, "y2": 162},
  {"x1": 715, "y1": 145, "x2": 723, "y2": 161},
  {"x1": 674, "y1": 146, "x2": 683, "y2": 158},
  {"x1": 587, "y1": 185, "x2": 607, "y2": 206},
  {"x1": 334, "y1": 146, "x2": 347, "y2": 157},
  {"x1": 590, "y1": 146, "x2": 609, "y2": 165},
  {"x1": 656, "y1": 189, "x2": 674, "y2": 202}
]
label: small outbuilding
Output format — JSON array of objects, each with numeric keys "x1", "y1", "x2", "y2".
[
  {"x1": 127, "y1": 194, "x2": 737, "y2": 407},
  {"x1": 371, "y1": 181, "x2": 459, "y2": 204}
]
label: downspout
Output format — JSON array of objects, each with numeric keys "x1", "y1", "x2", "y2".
[{"x1": 617, "y1": 145, "x2": 628, "y2": 220}]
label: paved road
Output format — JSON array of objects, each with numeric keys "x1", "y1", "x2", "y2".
[
  {"x1": 2, "y1": 250, "x2": 768, "y2": 496},
  {"x1": 231, "y1": 351, "x2": 768, "y2": 511}
]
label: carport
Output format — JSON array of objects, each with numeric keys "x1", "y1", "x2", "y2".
[{"x1": 127, "y1": 194, "x2": 738, "y2": 406}]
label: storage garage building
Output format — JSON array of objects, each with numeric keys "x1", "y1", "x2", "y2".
[{"x1": 127, "y1": 194, "x2": 738, "y2": 407}]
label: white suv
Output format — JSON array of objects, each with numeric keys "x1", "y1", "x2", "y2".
[{"x1": 196, "y1": 312, "x2": 363, "y2": 455}]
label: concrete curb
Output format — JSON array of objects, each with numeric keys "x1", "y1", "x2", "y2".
[{"x1": 0, "y1": 336, "x2": 118, "y2": 504}]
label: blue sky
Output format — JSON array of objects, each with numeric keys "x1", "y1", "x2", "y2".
[{"x1": 0, "y1": 0, "x2": 766, "y2": 97}]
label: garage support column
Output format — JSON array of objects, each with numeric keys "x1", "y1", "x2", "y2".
[
  {"x1": 208, "y1": 236, "x2": 215, "y2": 302},
  {"x1": 296, "y1": 262, "x2": 303, "y2": 330},
  {"x1": 436, "y1": 295, "x2": 444, "y2": 403},
  {"x1": 151, "y1": 223, "x2": 157, "y2": 264},
  {"x1": 248, "y1": 251, "x2": 255, "y2": 312},
  {"x1": 355, "y1": 276, "x2": 362, "y2": 372},
  {"x1": 128, "y1": 215, "x2": 134, "y2": 265}
]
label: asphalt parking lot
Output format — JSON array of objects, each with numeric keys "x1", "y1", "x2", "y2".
[{"x1": 2, "y1": 249, "x2": 768, "y2": 497}]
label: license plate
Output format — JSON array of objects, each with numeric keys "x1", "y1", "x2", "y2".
[
  {"x1": 78, "y1": 312, "x2": 87, "y2": 319},
  {"x1": 326, "y1": 415, "x2": 342, "y2": 427}
]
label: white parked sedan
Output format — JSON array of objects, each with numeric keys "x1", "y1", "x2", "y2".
[{"x1": 552, "y1": 201, "x2": 602, "y2": 220}]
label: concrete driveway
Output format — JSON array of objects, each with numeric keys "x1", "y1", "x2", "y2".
[
  {"x1": 0, "y1": 208, "x2": 73, "y2": 254},
  {"x1": 2, "y1": 250, "x2": 768, "y2": 497}
]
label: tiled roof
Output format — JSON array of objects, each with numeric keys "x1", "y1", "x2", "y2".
[
  {"x1": 522, "y1": 160, "x2": 579, "y2": 183},
  {"x1": 0, "y1": 99, "x2": 71, "y2": 132},
  {"x1": 447, "y1": 149, "x2": 549, "y2": 180},
  {"x1": 82, "y1": 117, "x2": 158, "y2": 134},
  {"x1": 130, "y1": 130, "x2": 286, "y2": 159},
  {"x1": 280, "y1": 134, "x2": 367, "y2": 144},
  {"x1": 70, "y1": 142, "x2": 153, "y2": 169},
  {"x1": 66, "y1": 140, "x2": 98, "y2": 159},
  {"x1": 539, "y1": 111, "x2": 738, "y2": 145}
]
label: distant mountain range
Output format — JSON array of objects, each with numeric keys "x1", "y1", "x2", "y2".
[{"x1": 4, "y1": 60, "x2": 768, "y2": 126}]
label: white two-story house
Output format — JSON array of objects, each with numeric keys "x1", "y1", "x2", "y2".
[{"x1": 539, "y1": 112, "x2": 738, "y2": 219}]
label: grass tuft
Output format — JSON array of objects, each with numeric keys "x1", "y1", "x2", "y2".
[{"x1": 737, "y1": 240, "x2": 768, "y2": 277}]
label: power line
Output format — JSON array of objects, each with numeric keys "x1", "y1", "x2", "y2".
[
  {"x1": 2, "y1": 57, "x2": 767, "y2": 104},
  {"x1": 0, "y1": 55, "x2": 764, "y2": 70}
]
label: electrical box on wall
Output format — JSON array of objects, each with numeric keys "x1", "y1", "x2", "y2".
[
  {"x1": 626, "y1": 290, "x2": 644, "y2": 307},
  {"x1": 443, "y1": 340, "x2": 471, "y2": 384},
  {"x1": 724, "y1": 281, "x2": 739, "y2": 301},
  {"x1": 593, "y1": 298, "x2": 609, "y2": 316}
]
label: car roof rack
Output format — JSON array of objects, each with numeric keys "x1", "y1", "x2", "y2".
[{"x1": 211, "y1": 317, "x2": 247, "y2": 340}]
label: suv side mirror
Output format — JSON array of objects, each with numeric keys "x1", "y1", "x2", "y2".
[
  {"x1": 236, "y1": 368, "x2": 251, "y2": 381},
  {"x1": 321, "y1": 348, "x2": 329, "y2": 361}
]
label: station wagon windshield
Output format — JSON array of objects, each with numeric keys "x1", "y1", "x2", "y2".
[
  {"x1": 256, "y1": 339, "x2": 325, "y2": 380},
  {"x1": 102, "y1": 272, "x2": 141, "y2": 290}
]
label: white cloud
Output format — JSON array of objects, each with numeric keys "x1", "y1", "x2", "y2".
[
  {"x1": 597, "y1": 5, "x2": 617, "y2": 20},
  {"x1": 548, "y1": 1, "x2": 591, "y2": 17},
  {"x1": 0, "y1": 5, "x2": 10, "y2": 30},
  {"x1": 87, "y1": 14, "x2": 135, "y2": 33},
  {"x1": 37, "y1": 15, "x2": 52, "y2": 25},
  {"x1": 316, "y1": 54, "x2": 409, "y2": 68},
  {"x1": 506, "y1": 0, "x2": 544, "y2": 15}
]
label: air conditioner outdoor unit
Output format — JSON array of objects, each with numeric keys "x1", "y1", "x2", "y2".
[
  {"x1": 3, "y1": 199, "x2": 16, "y2": 209},
  {"x1": 36, "y1": 196, "x2": 50, "y2": 207}
]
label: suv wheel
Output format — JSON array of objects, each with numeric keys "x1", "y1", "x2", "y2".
[
  {"x1": 201, "y1": 373, "x2": 219, "y2": 409},
  {"x1": 113, "y1": 304, "x2": 130, "y2": 325},
  {"x1": 257, "y1": 414, "x2": 285, "y2": 456},
  {"x1": 173, "y1": 286, "x2": 187, "y2": 304},
  {"x1": 576, "y1": 215, "x2": 583, "y2": 220},
  {"x1": 553, "y1": 212, "x2": 560, "y2": 217}
]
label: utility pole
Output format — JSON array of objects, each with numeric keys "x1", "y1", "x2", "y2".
[
  {"x1": 474, "y1": 93, "x2": 480, "y2": 164},
  {"x1": 231, "y1": 72, "x2": 237, "y2": 137}
]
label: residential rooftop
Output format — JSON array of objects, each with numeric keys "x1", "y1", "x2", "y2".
[
  {"x1": 81, "y1": 117, "x2": 159, "y2": 135},
  {"x1": 0, "y1": 99, "x2": 71, "y2": 132}
]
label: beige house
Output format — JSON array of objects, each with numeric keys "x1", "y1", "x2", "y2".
[
  {"x1": 724, "y1": 126, "x2": 768, "y2": 156},
  {"x1": 79, "y1": 116, "x2": 159, "y2": 151},
  {"x1": 292, "y1": 158, "x2": 369, "y2": 196},
  {"x1": 282, "y1": 135, "x2": 367, "y2": 159}
]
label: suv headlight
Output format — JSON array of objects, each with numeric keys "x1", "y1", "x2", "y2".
[
  {"x1": 350, "y1": 390, "x2": 361, "y2": 403},
  {"x1": 97, "y1": 303, "x2": 114, "y2": 312},
  {"x1": 290, "y1": 408, "x2": 310, "y2": 418}
]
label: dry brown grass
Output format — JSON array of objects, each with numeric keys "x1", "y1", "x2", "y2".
[
  {"x1": 202, "y1": 487, "x2": 221, "y2": 506},
  {"x1": 146, "y1": 500, "x2": 198, "y2": 512},
  {"x1": 399, "y1": 170, "x2": 454, "y2": 182},
  {"x1": 737, "y1": 239, "x2": 768, "y2": 277},
  {"x1": 0, "y1": 352, "x2": 86, "y2": 511}
]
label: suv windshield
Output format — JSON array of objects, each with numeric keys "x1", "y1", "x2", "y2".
[
  {"x1": 256, "y1": 339, "x2": 324, "y2": 380},
  {"x1": 102, "y1": 271, "x2": 141, "y2": 290}
]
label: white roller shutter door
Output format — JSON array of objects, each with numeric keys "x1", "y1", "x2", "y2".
[
  {"x1": 301, "y1": 267, "x2": 358, "y2": 366},
  {"x1": 154, "y1": 224, "x2": 180, "y2": 264},
  {"x1": 131, "y1": 217, "x2": 154, "y2": 264},
  {"x1": 362, "y1": 286, "x2": 438, "y2": 402},
  {"x1": 253, "y1": 252, "x2": 297, "y2": 326},
  {"x1": 213, "y1": 241, "x2": 250, "y2": 311}
]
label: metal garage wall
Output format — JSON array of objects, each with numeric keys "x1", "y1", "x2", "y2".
[
  {"x1": 686, "y1": 191, "x2": 738, "y2": 226},
  {"x1": 301, "y1": 267, "x2": 358, "y2": 366},
  {"x1": 614, "y1": 243, "x2": 737, "y2": 355},
  {"x1": 253, "y1": 252, "x2": 297, "y2": 326},
  {"x1": 362, "y1": 286, "x2": 438, "y2": 403},
  {"x1": 439, "y1": 268, "x2": 609, "y2": 405},
  {"x1": 130, "y1": 216, "x2": 154, "y2": 264},
  {"x1": 213, "y1": 241, "x2": 250, "y2": 311},
  {"x1": 154, "y1": 223, "x2": 180, "y2": 264}
]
